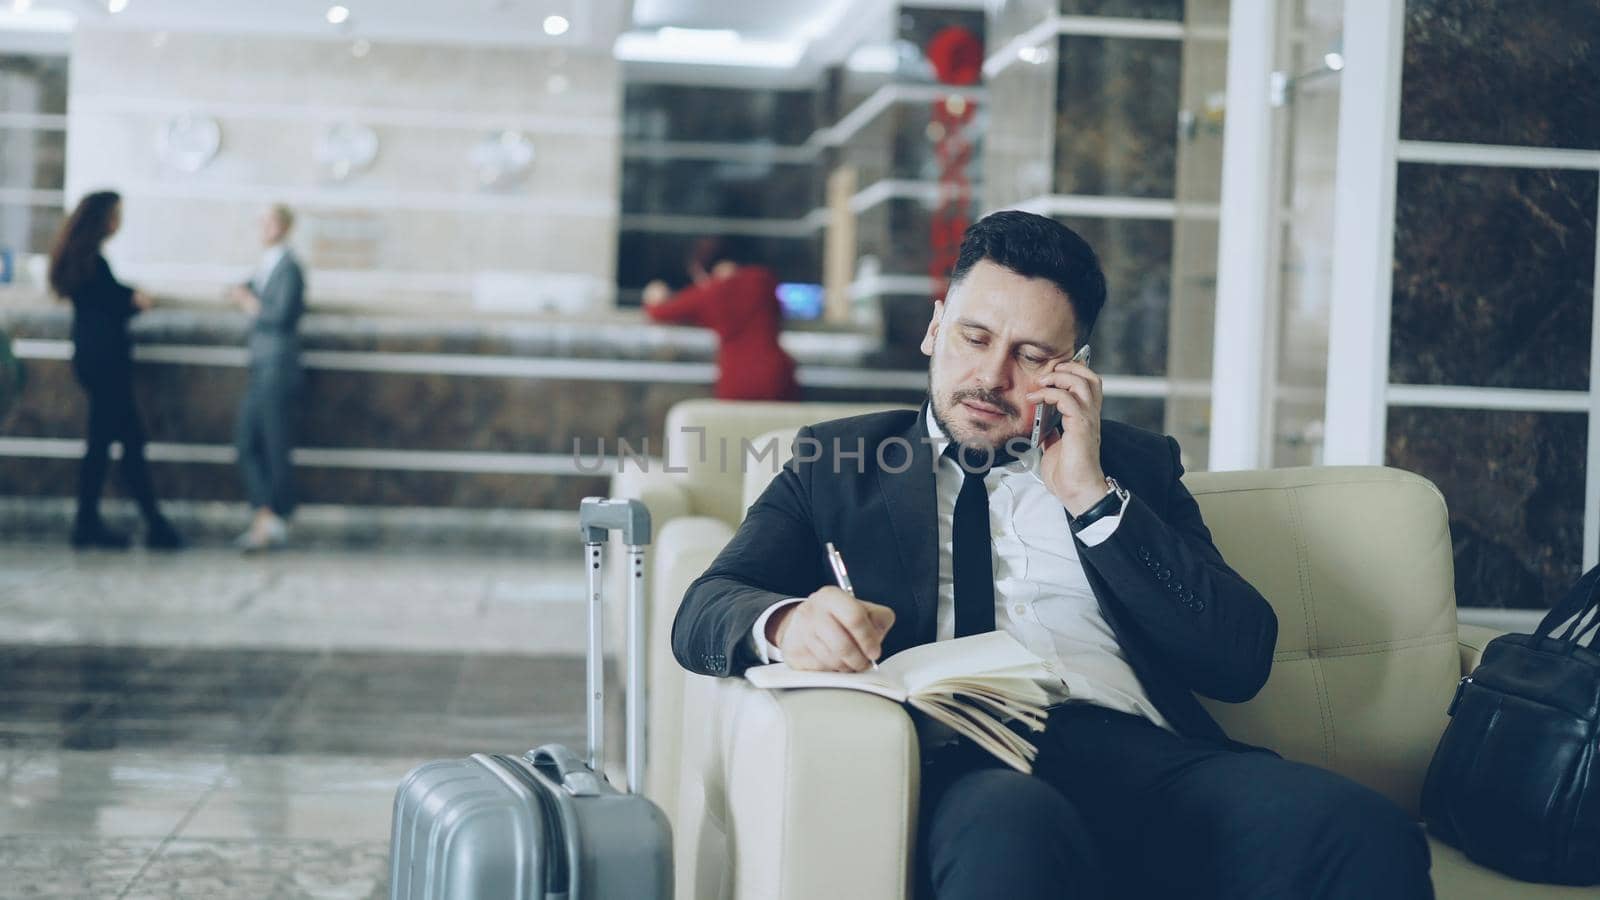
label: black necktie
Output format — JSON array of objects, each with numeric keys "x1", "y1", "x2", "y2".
[{"x1": 946, "y1": 443, "x2": 1010, "y2": 637}]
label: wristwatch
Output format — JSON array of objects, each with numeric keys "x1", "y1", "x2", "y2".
[{"x1": 1068, "y1": 475, "x2": 1129, "y2": 533}]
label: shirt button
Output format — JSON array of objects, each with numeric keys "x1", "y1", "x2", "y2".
[{"x1": 1013, "y1": 605, "x2": 1025, "y2": 615}]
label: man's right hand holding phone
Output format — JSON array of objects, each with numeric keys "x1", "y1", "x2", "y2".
[{"x1": 766, "y1": 586, "x2": 895, "y2": 673}]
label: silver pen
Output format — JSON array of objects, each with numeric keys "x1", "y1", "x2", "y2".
[{"x1": 825, "y1": 542, "x2": 878, "y2": 670}]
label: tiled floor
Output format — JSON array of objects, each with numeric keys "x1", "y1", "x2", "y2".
[{"x1": 0, "y1": 543, "x2": 594, "y2": 898}]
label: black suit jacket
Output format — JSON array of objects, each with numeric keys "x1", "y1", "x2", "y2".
[
  {"x1": 671, "y1": 408, "x2": 1279, "y2": 744},
  {"x1": 68, "y1": 255, "x2": 139, "y2": 385}
]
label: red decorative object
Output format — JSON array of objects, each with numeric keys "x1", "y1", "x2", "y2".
[
  {"x1": 926, "y1": 26, "x2": 981, "y2": 300},
  {"x1": 926, "y1": 25, "x2": 983, "y2": 86}
]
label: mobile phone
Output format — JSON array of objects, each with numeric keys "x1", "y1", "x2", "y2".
[{"x1": 1030, "y1": 345, "x2": 1091, "y2": 447}]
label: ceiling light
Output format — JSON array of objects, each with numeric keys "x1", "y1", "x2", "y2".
[
  {"x1": 543, "y1": 15, "x2": 568, "y2": 36},
  {"x1": 11, "y1": 0, "x2": 32, "y2": 13},
  {"x1": 326, "y1": 5, "x2": 349, "y2": 25},
  {"x1": 107, "y1": 0, "x2": 128, "y2": 12},
  {"x1": 1018, "y1": 45, "x2": 1050, "y2": 65},
  {"x1": 613, "y1": 29, "x2": 802, "y2": 68},
  {"x1": 1323, "y1": 51, "x2": 1345, "y2": 72}
]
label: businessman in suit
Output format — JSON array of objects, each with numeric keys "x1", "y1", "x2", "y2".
[
  {"x1": 673, "y1": 211, "x2": 1432, "y2": 899},
  {"x1": 229, "y1": 204, "x2": 306, "y2": 552}
]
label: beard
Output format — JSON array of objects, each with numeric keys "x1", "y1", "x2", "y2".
[{"x1": 927, "y1": 365, "x2": 1026, "y2": 451}]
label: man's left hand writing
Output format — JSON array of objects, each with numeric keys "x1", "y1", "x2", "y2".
[{"x1": 1025, "y1": 358, "x2": 1109, "y2": 515}]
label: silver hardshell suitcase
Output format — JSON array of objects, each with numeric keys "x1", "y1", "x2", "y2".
[{"x1": 388, "y1": 498, "x2": 672, "y2": 899}]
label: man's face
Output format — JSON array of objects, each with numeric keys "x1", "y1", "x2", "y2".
[{"x1": 921, "y1": 259, "x2": 1080, "y2": 449}]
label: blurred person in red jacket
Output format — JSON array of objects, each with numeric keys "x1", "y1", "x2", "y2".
[{"x1": 643, "y1": 238, "x2": 800, "y2": 402}]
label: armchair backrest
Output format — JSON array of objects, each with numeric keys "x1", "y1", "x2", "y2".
[
  {"x1": 662, "y1": 400, "x2": 902, "y2": 526},
  {"x1": 1185, "y1": 466, "x2": 1459, "y2": 816},
  {"x1": 741, "y1": 429, "x2": 1461, "y2": 817}
]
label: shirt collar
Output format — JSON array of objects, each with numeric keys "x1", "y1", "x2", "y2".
[{"x1": 260, "y1": 244, "x2": 287, "y2": 271}]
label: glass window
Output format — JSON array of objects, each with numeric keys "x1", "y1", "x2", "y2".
[
  {"x1": 1400, "y1": 0, "x2": 1600, "y2": 150},
  {"x1": 1054, "y1": 36, "x2": 1182, "y2": 198},
  {"x1": 1053, "y1": 216, "x2": 1172, "y2": 377},
  {"x1": 1386, "y1": 407, "x2": 1587, "y2": 610},
  {"x1": 1390, "y1": 164, "x2": 1596, "y2": 391}
]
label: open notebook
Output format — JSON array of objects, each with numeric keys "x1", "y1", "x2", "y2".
[{"x1": 743, "y1": 631, "x2": 1055, "y2": 773}]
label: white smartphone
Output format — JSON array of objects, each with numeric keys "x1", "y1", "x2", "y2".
[{"x1": 1030, "y1": 344, "x2": 1091, "y2": 447}]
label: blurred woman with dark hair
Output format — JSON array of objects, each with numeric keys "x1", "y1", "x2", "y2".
[
  {"x1": 49, "y1": 190, "x2": 181, "y2": 549},
  {"x1": 642, "y1": 237, "x2": 800, "y2": 402}
]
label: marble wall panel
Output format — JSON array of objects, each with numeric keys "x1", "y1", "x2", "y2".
[
  {"x1": 1054, "y1": 36, "x2": 1181, "y2": 198},
  {"x1": 65, "y1": 29, "x2": 621, "y2": 311},
  {"x1": 1390, "y1": 164, "x2": 1596, "y2": 391},
  {"x1": 0, "y1": 457, "x2": 611, "y2": 510},
  {"x1": 1, "y1": 359, "x2": 708, "y2": 456},
  {"x1": 1386, "y1": 407, "x2": 1586, "y2": 610},
  {"x1": 1401, "y1": 0, "x2": 1600, "y2": 150},
  {"x1": 103, "y1": 197, "x2": 617, "y2": 302},
  {"x1": 67, "y1": 114, "x2": 618, "y2": 203},
  {"x1": 70, "y1": 30, "x2": 618, "y2": 120},
  {"x1": 1055, "y1": 216, "x2": 1172, "y2": 376}
]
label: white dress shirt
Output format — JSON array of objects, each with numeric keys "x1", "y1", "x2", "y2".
[
  {"x1": 751, "y1": 409, "x2": 1171, "y2": 730},
  {"x1": 251, "y1": 244, "x2": 287, "y2": 295}
]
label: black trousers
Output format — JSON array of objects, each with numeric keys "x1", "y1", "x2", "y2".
[
  {"x1": 75, "y1": 374, "x2": 161, "y2": 524},
  {"x1": 918, "y1": 705, "x2": 1433, "y2": 900},
  {"x1": 234, "y1": 362, "x2": 299, "y2": 518}
]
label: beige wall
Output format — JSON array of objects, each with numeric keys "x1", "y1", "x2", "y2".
[{"x1": 66, "y1": 27, "x2": 621, "y2": 313}]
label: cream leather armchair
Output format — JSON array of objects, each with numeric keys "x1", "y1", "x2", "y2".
[
  {"x1": 664, "y1": 426, "x2": 1593, "y2": 900},
  {"x1": 608, "y1": 400, "x2": 908, "y2": 832}
]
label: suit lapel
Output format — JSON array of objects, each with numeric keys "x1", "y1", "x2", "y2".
[{"x1": 875, "y1": 406, "x2": 940, "y2": 645}]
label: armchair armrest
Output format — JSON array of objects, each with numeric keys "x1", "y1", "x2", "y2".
[
  {"x1": 1457, "y1": 623, "x2": 1504, "y2": 674},
  {"x1": 688, "y1": 680, "x2": 919, "y2": 900},
  {"x1": 647, "y1": 516, "x2": 737, "y2": 827},
  {"x1": 611, "y1": 466, "x2": 694, "y2": 526}
]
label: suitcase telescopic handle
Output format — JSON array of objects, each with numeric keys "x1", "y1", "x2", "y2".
[
  {"x1": 580, "y1": 497, "x2": 652, "y2": 546},
  {"x1": 578, "y1": 497, "x2": 651, "y2": 795}
]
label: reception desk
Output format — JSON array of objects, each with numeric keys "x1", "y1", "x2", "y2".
[{"x1": 0, "y1": 297, "x2": 925, "y2": 512}]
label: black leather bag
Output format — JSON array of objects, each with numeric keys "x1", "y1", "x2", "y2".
[{"x1": 1422, "y1": 564, "x2": 1600, "y2": 885}]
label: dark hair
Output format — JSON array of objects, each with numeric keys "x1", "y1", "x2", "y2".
[
  {"x1": 948, "y1": 210, "x2": 1107, "y2": 343},
  {"x1": 49, "y1": 190, "x2": 121, "y2": 299},
  {"x1": 689, "y1": 235, "x2": 757, "y2": 272}
]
